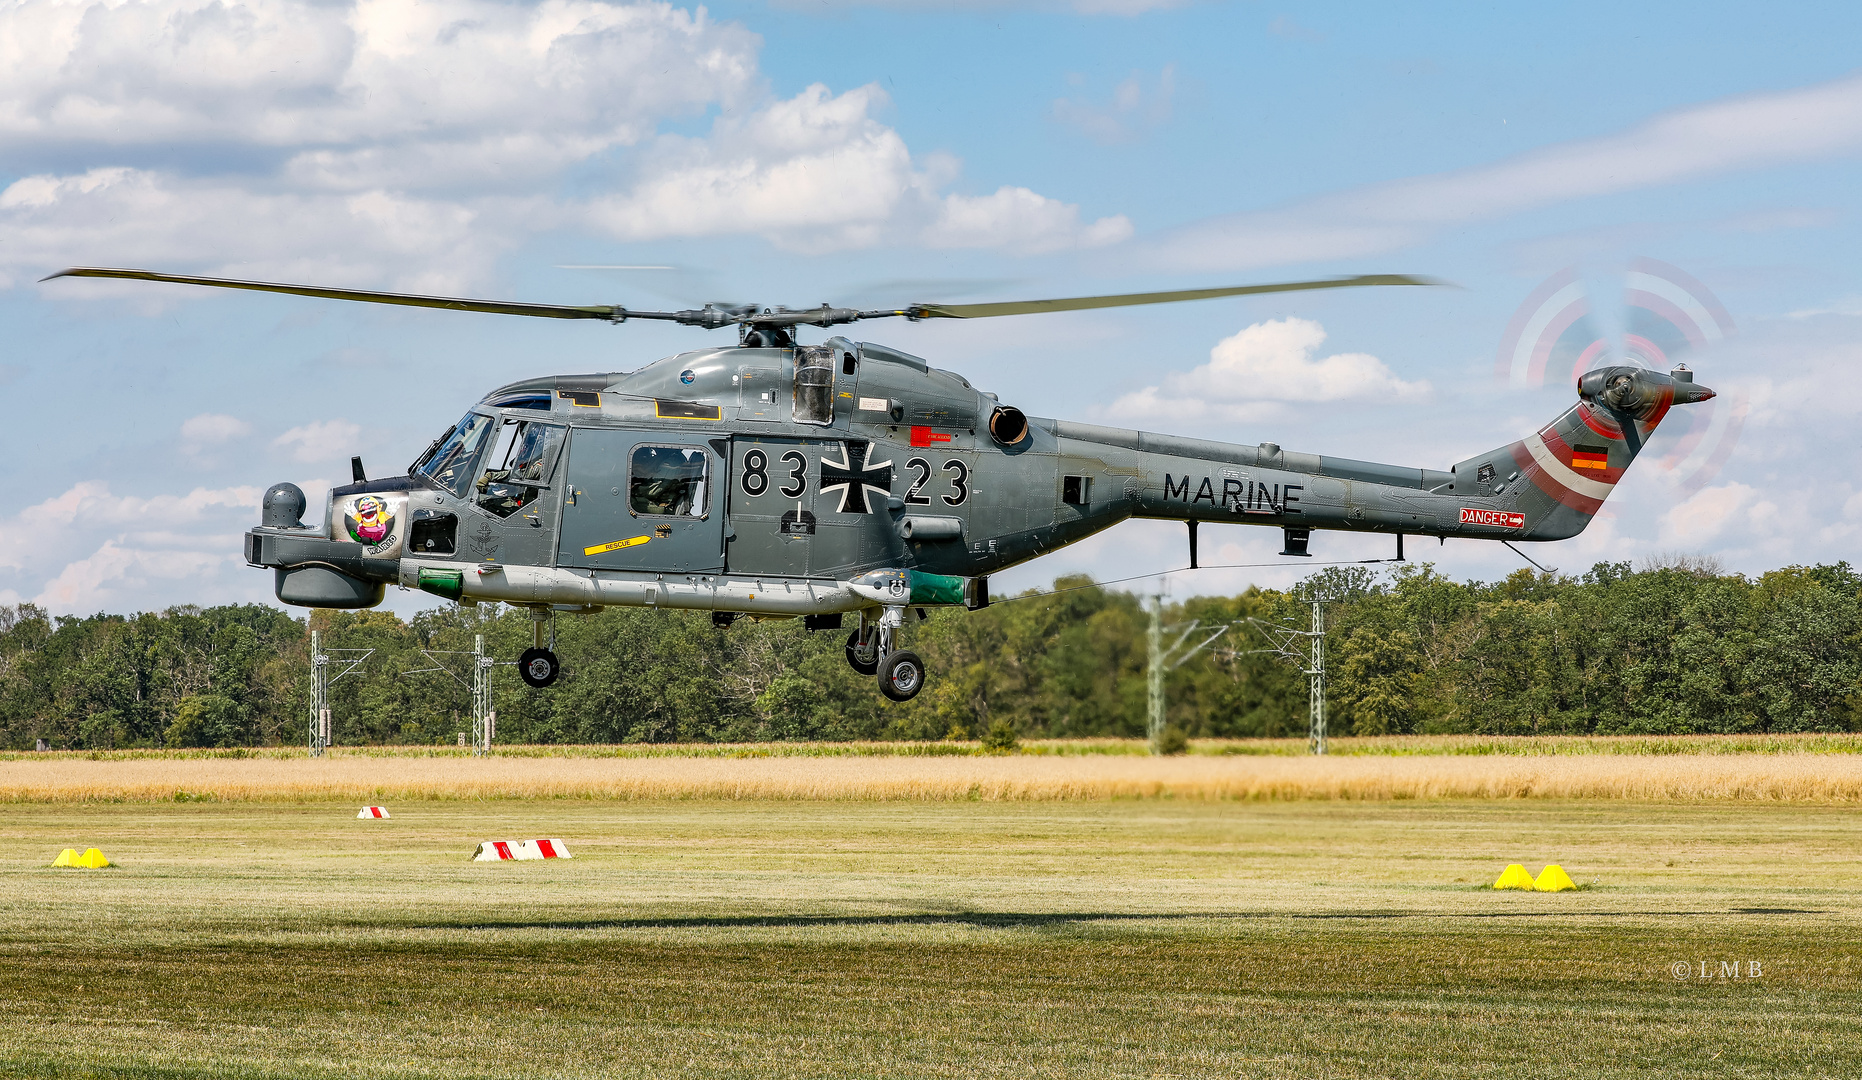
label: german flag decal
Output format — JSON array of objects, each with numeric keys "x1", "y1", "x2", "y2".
[{"x1": 1571, "y1": 445, "x2": 1610, "y2": 471}]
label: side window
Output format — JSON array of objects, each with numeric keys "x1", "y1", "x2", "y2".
[
  {"x1": 475, "y1": 420, "x2": 565, "y2": 518},
  {"x1": 419, "y1": 412, "x2": 495, "y2": 498},
  {"x1": 629, "y1": 445, "x2": 710, "y2": 518},
  {"x1": 793, "y1": 345, "x2": 835, "y2": 426}
]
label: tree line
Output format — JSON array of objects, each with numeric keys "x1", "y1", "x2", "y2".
[{"x1": 2, "y1": 557, "x2": 1858, "y2": 751}]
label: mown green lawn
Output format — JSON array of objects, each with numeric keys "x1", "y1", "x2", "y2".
[{"x1": 1, "y1": 800, "x2": 1855, "y2": 1077}]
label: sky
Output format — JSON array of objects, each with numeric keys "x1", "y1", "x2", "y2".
[{"x1": 6, "y1": 0, "x2": 1862, "y2": 617}]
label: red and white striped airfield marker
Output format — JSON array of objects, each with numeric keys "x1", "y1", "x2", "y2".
[
  {"x1": 357, "y1": 806, "x2": 390, "y2": 819},
  {"x1": 472, "y1": 839, "x2": 572, "y2": 862}
]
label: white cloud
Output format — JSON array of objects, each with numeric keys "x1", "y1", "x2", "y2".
[
  {"x1": 0, "y1": 0, "x2": 755, "y2": 169},
  {"x1": 1786, "y1": 297, "x2": 1862, "y2": 319},
  {"x1": 589, "y1": 84, "x2": 920, "y2": 250},
  {"x1": 1107, "y1": 317, "x2": 1429, "y2": 423},
  {"x1": 1051, "y1": 65, "x2": 1175, "y2": 145},
  {"x1": 180, "y1": 413, "x2": 253, "y2": 446},
  {"x1": 0, "y1": 481, "x2": 268, "y2": 614},
  {"x1": 2, "y1": 167, "x2": 499, "y2": 293},
  {"x1": 31, "y1": 540, "x2": 237, "y2": 616},
  {"x1": 1143, "y1": 69, "x2": 1862, "y2": 272},
  {"x1": 1659, "y1": 482, "x2": 1757, "y2": 548},
  {"x1": 3, "y1": 1, "x2": 1120, "y2": 290},
  {"x1": 772, "y1": 0, "x2": 1189, "y2": 13},
  {"x1": 927, "y1": 186, "x2": 1132, "y2": 254},
  {"x1": 273, "y1": 420, "x2": 365, "y2": 464}
]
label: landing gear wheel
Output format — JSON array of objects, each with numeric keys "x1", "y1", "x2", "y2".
[
  {"x1": 877, "y1": 650, "x2": 925, "y2": 702},
  {"x1": 845, "y1": 631, "x2": 880, "y2": 676},
  {"x1": 518, "y1": 647, "x2": 561, "y2": 689}
]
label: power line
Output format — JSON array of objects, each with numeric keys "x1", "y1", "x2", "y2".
[{"x1": 987, "y1": 555, "x2": 1405, "y2": 608}]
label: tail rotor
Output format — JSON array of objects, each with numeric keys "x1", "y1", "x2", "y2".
[{"x1": 1495, "y1": 258, "x2": 1743, "y2": 498}]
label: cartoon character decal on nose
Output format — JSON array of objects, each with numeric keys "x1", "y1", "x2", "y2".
[
  {"x1": 347, "y1": 495, "x2": 392, "y2": 543},
  {"x1": 343, "y1": 494, "x2": 402, "y2": 556}
]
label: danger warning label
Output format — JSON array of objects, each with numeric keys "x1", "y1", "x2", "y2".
[{"x1": 1459, "y1": 508, "x2": 1525, "y2": 529}]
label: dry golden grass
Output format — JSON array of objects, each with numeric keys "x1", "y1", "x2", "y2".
[
  {"x1": 11, "y1": 732, "x2": 1862, "y2": 764},
  {"x1": 10, "y1": 749, "x2": 1862, "y2": 803}
]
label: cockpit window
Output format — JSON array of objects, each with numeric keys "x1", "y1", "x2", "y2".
[
  {"x1": 475, "y1": 420, "x2": 565, "y2": 518},
  {"x1": 629, "y1": 445, "x2": 710, "y2": 518},
  {"x1": 417, "y1": 412, "x2": 495, "y2": 498},
  {"x1": 793, "y1": 345, "x2": 835, "y2": 426}
]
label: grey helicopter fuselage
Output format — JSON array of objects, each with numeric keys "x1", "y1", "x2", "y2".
[
  {"x1": 42, "y1": 262, "x2": 1714, "y2": 700},
  {"x1": 245, "y1": 334, "x2": 1715, "y2": 627}
]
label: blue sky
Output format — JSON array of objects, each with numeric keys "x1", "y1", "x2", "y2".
[{"x1": 6, "y1": 0, "x2": 1862, "y2": 615}]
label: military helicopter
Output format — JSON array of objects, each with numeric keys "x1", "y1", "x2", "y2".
[{"x1": 46, "y1": 266, "x2": 1715, "y2": 702}]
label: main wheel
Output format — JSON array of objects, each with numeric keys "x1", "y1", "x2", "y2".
[
  {"x1": 877, "y1": 649, "x2": 925, "y2": 702},
  {"x1": 845, "y1": 630, "x2": 880, "y2": 676},
  {"x1": 518, "y1": 647, "x2": 561, "y2": 689}
]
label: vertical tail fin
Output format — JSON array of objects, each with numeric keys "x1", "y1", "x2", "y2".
[{"x1": 1451, "y1": 365, "x2": 1715, "y2": 541}]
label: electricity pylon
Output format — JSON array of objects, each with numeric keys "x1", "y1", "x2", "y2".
[
  {"x1": 306, "y1": 629, "x2": 373, "y2": 757},
  {"x1": 1145, "y1": 596, "x2": 1233, "y2": 754},
  {"x1": 1249, "y1": 599, "x2": 1329, "y2": 754}
]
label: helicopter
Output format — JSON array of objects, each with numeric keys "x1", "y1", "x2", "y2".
[{"x1": 46, "y1": 266, "x2": 1715, "y2": 702}]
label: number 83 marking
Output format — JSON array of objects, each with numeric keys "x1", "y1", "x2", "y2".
[{"x1": 740, "y1": 449, "x2": 811, "y2": 499}]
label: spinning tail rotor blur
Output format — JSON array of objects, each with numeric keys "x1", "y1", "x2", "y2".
[{"x1": 1495, "y1": 258, "x2": 1744, "y2": 498}]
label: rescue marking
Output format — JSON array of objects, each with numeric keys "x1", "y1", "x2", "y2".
[
  {"x1": 909, "y1": 426, "x2": 952, "y2": 447},
  {"x1": 584, "y1": 534, "x2": 653, "y2": 556},
  {"x1": 1459, "y1": 508, "x2": 1525, "y2": 529}
]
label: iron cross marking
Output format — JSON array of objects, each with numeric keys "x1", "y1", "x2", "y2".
[{"x1": 819, "y1": 441, "x2": 895, "y2": 514}]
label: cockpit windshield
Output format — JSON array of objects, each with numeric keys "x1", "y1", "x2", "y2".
[{"x1": 416, "y1": 412, "x2": 495, "y2": 497}]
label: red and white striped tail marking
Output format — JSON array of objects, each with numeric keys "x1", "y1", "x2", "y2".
[
  {"x1": 472, "y1": 839, "x2": 571, "y2": 862},
  {"x1": 357, "y1": 806, "x2": 390, "y2": 819}
]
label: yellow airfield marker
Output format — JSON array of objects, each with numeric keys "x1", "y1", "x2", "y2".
[
  {"x1": 1534, "y1": 864, "x2": 1578, "y2": 891},
  {"x1": 52, "y1": 847, "x2": 111, "y2": 868},
  {"x1": 51, "y1": 848, "x2": 79, "y2": 868},
  {"x1": 1492, "y1": 863, "x2": 1537, "y2": 890}
]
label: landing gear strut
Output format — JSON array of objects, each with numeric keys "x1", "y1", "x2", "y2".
[
  {"x1": 845, "y1": 625, "x2": 880, "y2": 676},
  {"x1": 869, "y1": 605, "x2": 925, "y2": 702},
  {"x1": 519, "y1": 608, "x2": 560, "y2": 689}
]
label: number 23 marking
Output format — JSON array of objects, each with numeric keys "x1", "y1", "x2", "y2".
[{"x1": 906, "y1": 457, "x2": 968, "y2": 506}]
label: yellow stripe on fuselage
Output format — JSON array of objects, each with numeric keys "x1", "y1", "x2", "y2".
[{"x1": 584, "y1": 535, "x2": 653, "y2": 556}]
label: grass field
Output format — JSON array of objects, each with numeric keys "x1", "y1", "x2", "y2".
[{"x1": 3, "y1": 793, "x2": 1859, "y2": 1078}]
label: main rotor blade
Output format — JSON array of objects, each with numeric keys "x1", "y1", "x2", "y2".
[
  {"x1": 904, "y1": 274, "x2": 1446, "y2": 320},
  {"x1": 40, "y1": 267, "x2": 668, "y2": 323}
]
